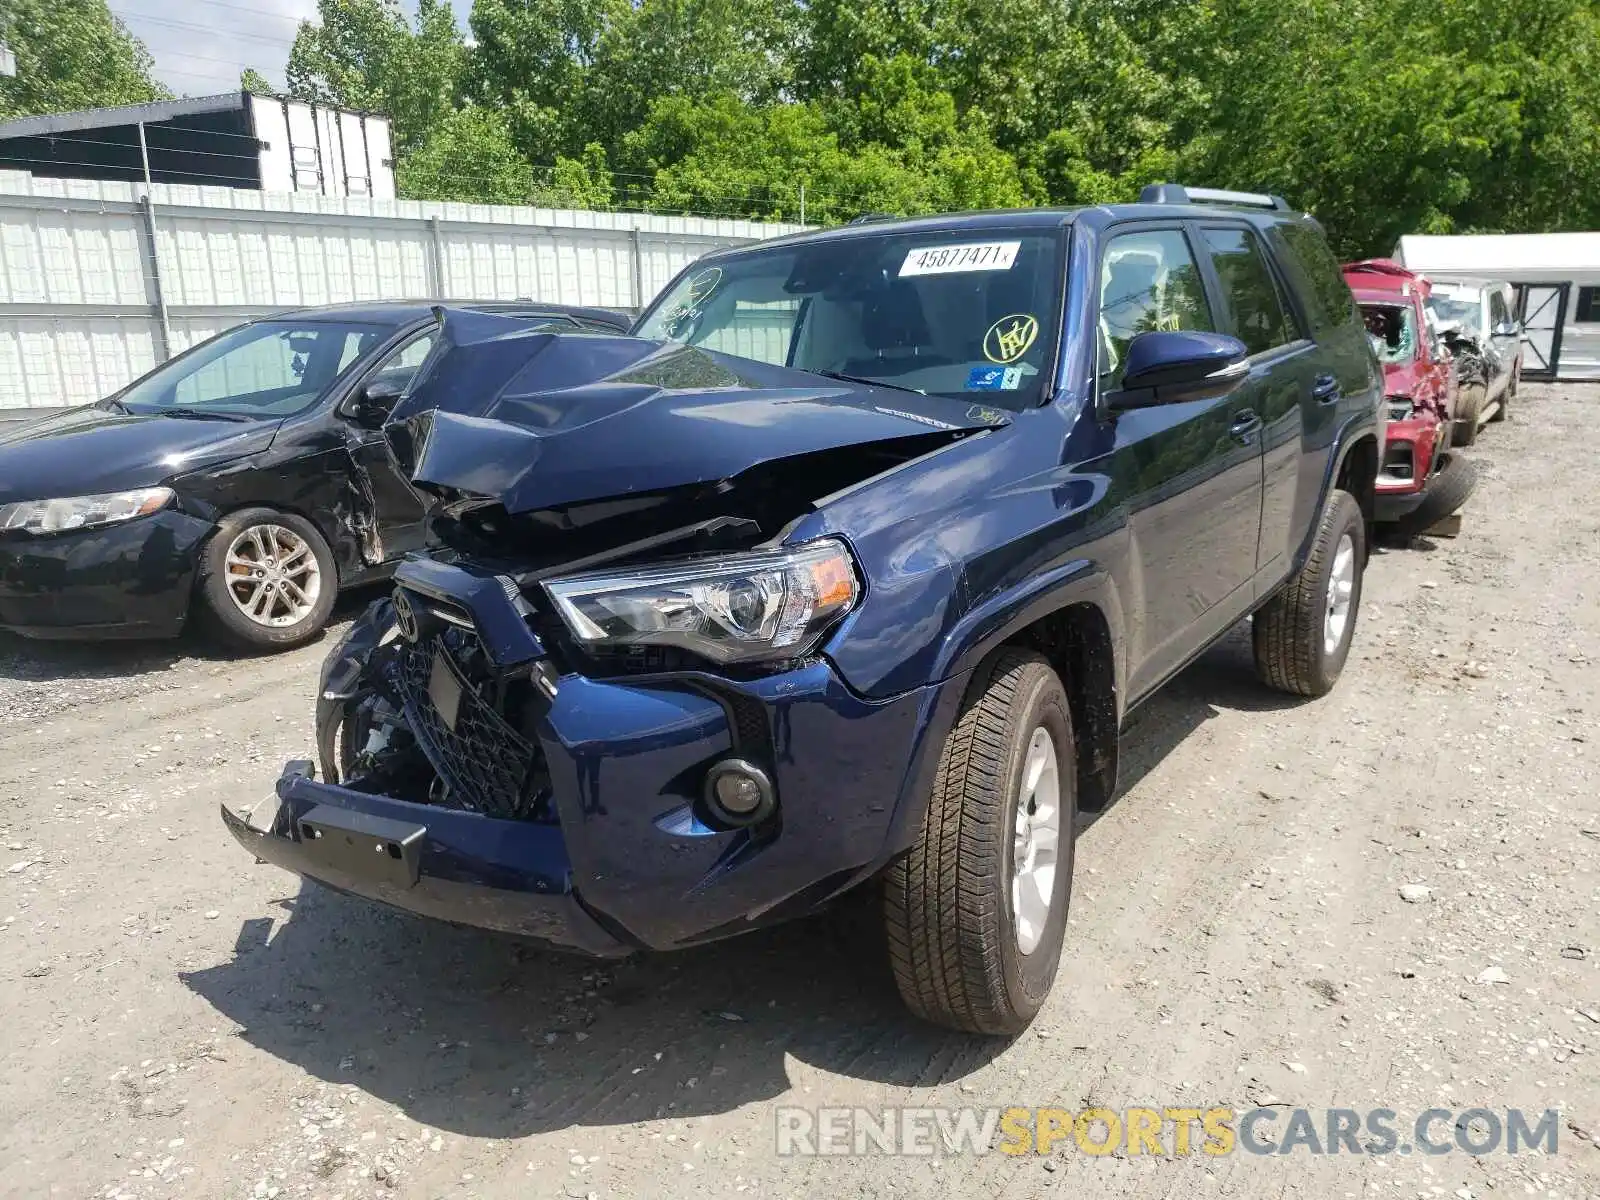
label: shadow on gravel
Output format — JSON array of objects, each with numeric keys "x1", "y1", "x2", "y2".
[
  {"x1": 183, "y1": 884, "x2": 1008, "y2": 1139},
  {"x1": 1097, "y1": 619, "x2": 1310, "y2": 823},
  {"x1": 0, "y1": 586, "x2": 385, "y2": 683},
  {"x1": 181, "y1": 615, "x2": 1311, "y2": 1138}
]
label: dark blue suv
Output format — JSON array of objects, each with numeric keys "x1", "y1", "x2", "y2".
[{"x1": 222, "y1": 185, "x2": 1381, "y2": 1034}]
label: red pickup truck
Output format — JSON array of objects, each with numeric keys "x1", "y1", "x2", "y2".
[{"x1": 1342, "y1": 259, "x2": 1475, "y2": 535}]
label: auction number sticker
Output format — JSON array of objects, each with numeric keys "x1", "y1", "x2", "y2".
[{"x1": 899, "y1": 240, "x2": 1020, "y2": 277}]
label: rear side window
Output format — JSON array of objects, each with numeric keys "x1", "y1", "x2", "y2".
[
  {"x1": 1199, "y1": 226, "x2": 1298, "y2": 356},
  {"x1": 1272, "y1": 220, "x2": 1357, "y2": 333},
  {"x1": 1096, "y1": 228, "x2": 1214, "y2": 388},
  {"x1": 1572, "y1": 287, "x2": 1599, "y2": 323}
]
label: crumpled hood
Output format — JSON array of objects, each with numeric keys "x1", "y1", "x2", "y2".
[
  {"x1": 386, "y1": 308, "x2": 1009, "y2": 514},
  {"x1": 0, "y1": 405, "x2": 280, "y2": 504},
  {"x1": 1381, "y1": 361, "x2": 1424, "y2": 398}
]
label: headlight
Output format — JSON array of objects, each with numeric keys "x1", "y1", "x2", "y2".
[
  {"x1": 0, "y1": 487, "x2": 174, "y2": 534},
  {"x1": 544, "y1": 537, "x2": 860, "y2": 665}
]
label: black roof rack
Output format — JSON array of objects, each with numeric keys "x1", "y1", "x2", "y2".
[
  {"x1": 1140, "y1": 183, "x2": 1291, "y2": 212},
  {"x1": 847, "y1": 212, "x2": 900, "y2": 225}
]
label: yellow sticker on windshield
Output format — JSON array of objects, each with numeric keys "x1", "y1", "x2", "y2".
[{"x1": 984, "y1": 313, "x2": 1039, "y2": 364}]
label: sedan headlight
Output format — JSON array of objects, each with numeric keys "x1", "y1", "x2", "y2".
[
  {"x1": 0, "y1": 487, "x2": 174, "y2": 534},
  {"x1": 544, "y1": 538, "x2": 860, "y2": 665}
]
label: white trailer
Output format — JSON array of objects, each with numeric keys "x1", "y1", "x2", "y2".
[
  {"x1": 0, "y1": 92, "x2": 394, "y2": 199},
  {"x1": 1395, "y1": 233, "x2": 1600, "y2": 381}
]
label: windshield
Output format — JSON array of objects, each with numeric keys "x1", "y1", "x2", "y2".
[
  {"x1": 1428, "y1": 294, "x2": 1481, "y2": 334},
  {"x1": 634, "y1": 229, "x2": 1064, "y2": 410},
  {"x1": 1360, "y1": 303, "x2": 1416, "y2": 364},
  {"x1": 114, "y1": 320, "x2": 395, "y2": 418}
]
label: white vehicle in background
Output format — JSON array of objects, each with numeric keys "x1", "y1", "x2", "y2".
[{"x1": 1425, "y1": 279, "x2": 1523, "y2": 444}]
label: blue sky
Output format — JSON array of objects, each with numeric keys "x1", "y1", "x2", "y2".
[{"x1": 107, "y1": 0, "x2": 472, "y2": 96}]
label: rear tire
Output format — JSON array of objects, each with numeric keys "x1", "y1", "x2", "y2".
[
  {"x1": 885, "y1": 648, "x2": 1076, "y2": 1035},
  {"x1": 1253, "y1": 489, "x2": 1364, "y2": 697},
  {"x1": 198, "y1": 507, "x2": 337, "y2": 652},
  {"x1": 1452, "y1": 382, "x2": 1483, "y2": 446}
]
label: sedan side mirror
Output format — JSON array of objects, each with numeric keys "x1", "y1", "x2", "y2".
[
  {"x1": 1492, "y1": 320, "x2": 1519, "y2": 339},
  {"x1": 1106, "y1": 331, "x2": 1250, "y2": 410},
  {"x1": 348, "y1": 376, "x2": 405, "y2": 429}
]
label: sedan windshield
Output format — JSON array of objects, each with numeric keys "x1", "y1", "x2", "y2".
[
  {"x1": 114, "y1": 320, "x2": 395, "y2": 418},
  {"x1": 634, "y1": 228, "x2": 1064, "y2": 410}
]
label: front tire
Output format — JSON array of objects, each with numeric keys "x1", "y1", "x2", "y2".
[
  {"x1": 1253, "y1": 489, "x2": 1364, "y2": 697},
  {"x1": 198, "y1": 507, "x2": 337, "y2": 651},
  {"x1": 1490, "y1": 370, "x2": 1514, "y2": 422},
  {"x1": 885, "y1": 648, "x2": 1076, "y2": 1035}
]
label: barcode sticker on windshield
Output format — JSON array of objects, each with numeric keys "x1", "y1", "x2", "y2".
[{"x1": 899, "y1": 241, "x2": 1020, "y2": 277}]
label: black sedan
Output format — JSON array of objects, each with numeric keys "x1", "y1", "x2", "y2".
[{"x1": 0, "y1": 301, "x2": 630, "y2": 650}]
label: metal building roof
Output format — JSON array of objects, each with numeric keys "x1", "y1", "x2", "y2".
[
  {"x1": 0, "y1": 93, "x2": 249, "y2": 141},
  {"x1": 1397, "y1": 232, "x2": 1600, "y2": 276}
]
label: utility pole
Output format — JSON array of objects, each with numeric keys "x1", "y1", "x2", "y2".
[{"x1": 799, "y1": 183, "x2": 806, "y2": 226}]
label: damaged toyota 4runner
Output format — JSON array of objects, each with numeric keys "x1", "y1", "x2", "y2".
[{"x1": 223, "y1": 186, "x2": 1381, "y2": 1034}]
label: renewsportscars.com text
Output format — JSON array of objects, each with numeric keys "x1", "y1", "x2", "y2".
[{"x1": 774, "y1": 1106, "x2": 1561, "y2": 1158}]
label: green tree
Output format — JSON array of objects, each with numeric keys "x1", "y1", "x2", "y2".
[
  {"x1": 0, "y1": 0, "x2": 168, "y2": 121},
  {"x1": 576, "y1": 0, "x2": 799, "y2": 148},
  {"x1": 395, "y1": 105, "x2": 532, "y2": 202},
  {"x1": 239, "y1": 68, "x2": 275, "y2": 96},
  {"x1": 533, "y1": 142, "x2": 614, "y2": 209},
  {"x1": 622, "y1": 91, "x2": 1024, "y2": 223},
  {"x1": 467, "y1": 0, "x2": 608, "y2": 161},
  {"x1": 286, "y1": 0, "x2": 466, "y2": 152}
]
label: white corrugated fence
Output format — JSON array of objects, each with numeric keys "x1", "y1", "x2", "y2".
[{"x1": 0, "y1": 170, "x2": 806, "y2": 409}]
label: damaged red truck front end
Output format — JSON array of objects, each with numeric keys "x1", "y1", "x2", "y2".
[{"x1": 1343, "y1": 259, "x2": 1476, "y2": 535}]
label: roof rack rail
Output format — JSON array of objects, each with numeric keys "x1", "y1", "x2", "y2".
[
  {"x1": 847, "y1": 212, "x2": 899, "y2": 225},
  {"x1": 1140, "y1": 183, "x2": 1291, "y2": 212}
]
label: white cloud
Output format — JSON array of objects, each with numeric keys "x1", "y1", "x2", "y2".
[{"x1": 108, "y1": 0, "x2": 472, "y2": 96}]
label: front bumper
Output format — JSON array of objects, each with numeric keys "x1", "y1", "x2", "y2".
[
  {"x1": 222, "y1": 657, "x2": 963, "y2": 955},
  {"x1": 1374, "y1": 415, "x2": 1443, "y2": 523},
  {"x1": 0, "y1": 510, "x2": 211, "y2": 638}
]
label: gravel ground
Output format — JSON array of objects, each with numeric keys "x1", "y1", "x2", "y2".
[{"x1": 1, "y1": 383, "x2": 1596, "y2": 1200}]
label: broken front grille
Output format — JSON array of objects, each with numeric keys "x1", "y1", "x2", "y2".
[{"x1": 397, "y1": 635, "x2": 551, "y2": 821}]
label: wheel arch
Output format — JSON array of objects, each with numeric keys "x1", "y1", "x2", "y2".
[
  {"x1": 936, "y1": 563, "x2": 1126, "y2": 815},
  {"x1": 186, "y1": 492, "x2": 366, "y2": 591},
  {"x1": 1293, "y1": 418, "x2": 1378, "y2": 571},
  {"x1": 1335, "y1": 431, "x2": 1379, "y2": 539},
  {"x1": 1010, "y1": 602, "x2": 1120, "y2": 813}
]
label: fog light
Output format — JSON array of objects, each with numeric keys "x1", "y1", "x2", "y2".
[{"x1": 703, "y1": 758, "x2": 776, "y2": 827}]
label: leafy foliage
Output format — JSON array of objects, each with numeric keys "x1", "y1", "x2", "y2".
[
  {"x1": 6, "y1": 0, "x2": 1598, "y2": 254},
  {"x1": 0, "y1": 0, "x2": 168, "y2": 122},
  {"x1": 239, "y1": 69, "x2": 276, "y2": 97}
]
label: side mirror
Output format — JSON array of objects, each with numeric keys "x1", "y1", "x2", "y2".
[
  {"x1": 1492, "y1": 320, "x2": 1518, "y2": 339},
  {"x1": 349, "y1": 376, "x2": 405, "y2": 429},
  {"x1": 1106, "y1": 331, "x2": 1250, "y2": 410}
]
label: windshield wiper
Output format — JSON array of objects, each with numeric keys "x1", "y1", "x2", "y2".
[
  {"x1": 155, "y1": 408, "x2": 254, "y2": 422},
  {"x1": 100, "y1": 397, "x2": 132, "y2": 415},
  {"x1": 805, "y1": 369, "x2": 928, "y2": 396}
]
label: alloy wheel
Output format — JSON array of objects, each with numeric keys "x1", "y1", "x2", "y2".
[
  {"x1": 1324, "y1": 532, "x2": 1355, "y2": 656},
  {"x1": 224, "y1": 524, "x2": 322, "y2": 628},
  {"x1": 1011, "y1": 725, "x2": 1062, "y2": 955}
]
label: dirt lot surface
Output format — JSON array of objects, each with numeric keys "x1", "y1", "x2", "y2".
[{"x1": 2, "y1": 384, "x2": 1597, "y2": 1200}]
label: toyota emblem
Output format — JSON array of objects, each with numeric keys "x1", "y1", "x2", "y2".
[{"x1": 393, "y1": 588, "x2": 420, "y2": 643}]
